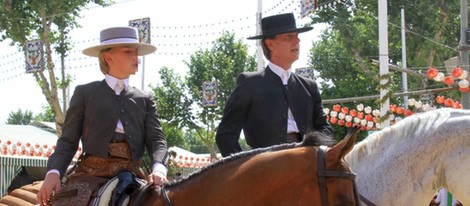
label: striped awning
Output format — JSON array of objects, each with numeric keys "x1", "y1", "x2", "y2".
[{"x1": 0, "y1": 156, "x2": 48, "y2": 197}]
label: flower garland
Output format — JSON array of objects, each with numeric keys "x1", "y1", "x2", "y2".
[
  {"x1": 324, "y1": 95, "x2": 462, "y2": 130},
  {"x1": 427, "y1": 67, "x2": 469, "y2": 92}
]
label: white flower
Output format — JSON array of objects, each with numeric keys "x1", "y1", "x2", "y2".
[
  {"x1": 364, "y1": 106, "x2": 372, "y2": 114},
  {"x1": 408, "y1": 98, "x2": 416, "y2": 106},
  {"x1": 354, "y1": 117, "x2": 361, "y2": 124},
  {"x1": 459, "y1": 70, "x2": 468, "y2": 79},
  {"x1": 415, "y1": 101, "x2": 422, "y2": 109},
  {"x1": 458, "y1": 79, "x2": 469, "y2": 88},
  {"x1": 338, "y1": 113, "x2": 346, "y2": 120},
  {"x1": 367, "y1": 121, "x2": 374, "y2": 128},
  {"x1": 323, "y1": 108, "x2": 330, "y2": 114},
  {"x1": 433, "y1": 72, "x2": 445, "y2": 81},
  {"x1": 345, "y1": 115, "x2": 353, "y2": 122},
  {"x1": 330, "y1": 111, "x2": 338, "y2": 118},
  {"x1": 422, "y1": 104, "x2": 433, "y2": 112},
  {"x1": 372, "y1": 109, "x2": 381, "y2": 117},
  {"x1": 360, "y1": 119, "x2": 367, "y2": 126},
  {"x1": 356, "y1": 104, "x2": 364, "y2": 111}
]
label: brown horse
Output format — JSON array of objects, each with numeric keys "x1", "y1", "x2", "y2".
[
  {"x1": 1, "y1": 127, "x2": 360, "y2": 206},
  {"x1": 130, "y1": 127, "x2": 360, "y2": 206}
]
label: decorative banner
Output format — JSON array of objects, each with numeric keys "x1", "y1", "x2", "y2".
[
  {"x1": 300, "y1": 0, "x2": 318, "y2": 18},
  {"x1": 202, "y1": 81, "x2": 217, "y2": 107},
  {"x1": 295, "y1": 67, "x2": 314, "y2": 79},
  {"x1": 129, "y1": 17, "x2": 151, "y2": 44},
  {"x1": 24, "y1": 40, "x2": 44, "y2": 73}
]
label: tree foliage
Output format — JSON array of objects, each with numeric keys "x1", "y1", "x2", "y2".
[
  {"x1": 184, "y1": 31, "x2": 257, "y2": 158},
  {"x1": 0, "y1": 0, "x2": 111, "y2": 136},
  {"x1": 6, "y1": 109, "x2": 33, "y2": 125},
  {"x1": 309, "y1": 0, "x2": 463, "y2": 139},
  {"x1": 152, "y1": 31, "x2": 256, "y2": 158}
]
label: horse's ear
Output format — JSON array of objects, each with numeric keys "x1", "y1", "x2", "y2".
[{"x1": 330, "y1": 126, "x2": 360, "y2": 158}]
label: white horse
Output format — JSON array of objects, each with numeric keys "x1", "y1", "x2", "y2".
[{"x1": 345, "y1": 108, "x2": 470, "y2": 205}]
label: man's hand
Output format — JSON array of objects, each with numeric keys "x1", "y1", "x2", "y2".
[
  {"x1": 147, "y1": 171, "x2": 167, "y2": 186},
  {"x1": 37, "y1": 173, "x2": 61, "y2": 206}
]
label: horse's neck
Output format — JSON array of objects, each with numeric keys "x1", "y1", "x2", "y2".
[{"x1": 346, "y1": 109, "x2": 470, "y2": 205}]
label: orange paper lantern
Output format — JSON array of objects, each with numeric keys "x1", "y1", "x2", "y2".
[
  {"x1": 427, "y1": 68, "x2": 439, "y2": 78},
  {"x1": 452, "y1": 67, "x2": 464, "y2": 78},
  {"x1": 435, "y1": 95, "x2": 445, "y2": 104},
  {"x1": 443, "y1": 76, "x2": 454, "y2": 86}
]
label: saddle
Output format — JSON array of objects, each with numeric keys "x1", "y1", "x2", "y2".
[{"x1": 54, "y1": 171, "x2": 145, "y2": 206}]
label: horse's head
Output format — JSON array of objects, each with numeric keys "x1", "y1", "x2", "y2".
[{"x1": 317, "y1": 126, "x2": 360, "y2": 206}]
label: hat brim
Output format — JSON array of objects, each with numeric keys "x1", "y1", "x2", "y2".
[
  {"x1": 82, "y1": 42, "x2": 157, "y2": 57},
  {"x1": 247, "y1": 27, "x2": 313, "y2": 40}
]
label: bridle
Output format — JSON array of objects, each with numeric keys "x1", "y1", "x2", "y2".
[{"x1": 317, "y1": 145, "x2": 362, "y2": 206}]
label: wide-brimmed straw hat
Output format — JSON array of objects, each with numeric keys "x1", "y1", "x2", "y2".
[
  {"x1": 82, "y1": 27, "x2": 156, "y2": 57},
  {"x1": 247, "y1": 13, "x2": 312, "y2": 40}
]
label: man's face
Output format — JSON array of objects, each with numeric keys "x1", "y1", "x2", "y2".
[
  {"x1": 105, "y1": 46, "x2": 139, "y2": 77},
  {"x1": 268, "y1": 32, "x2": 300, "y2": 65}
]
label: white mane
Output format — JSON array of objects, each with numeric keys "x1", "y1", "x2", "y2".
[{"x1": 345, "y1": 108, "x2": 470, "y2": 205}]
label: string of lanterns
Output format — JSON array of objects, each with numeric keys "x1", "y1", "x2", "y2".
[
  {"x1": 427, "y1": 66, "x2": 469, "y2": 92},
  {"x1": 172, "y1": 155, "x2": 213, "y2": 169},
  {"x1": 324, "y1": 95, "x2": 462, "y2": 130},
  {"x1": 0, "y1": 139, "x2": 81, "y2": 159}
]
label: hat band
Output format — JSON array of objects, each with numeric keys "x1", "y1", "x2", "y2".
[{"x1": 100, "y1": 37, "x2": 139, "y2": 45}]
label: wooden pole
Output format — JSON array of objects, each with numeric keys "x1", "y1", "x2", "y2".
[{"x1": 322, "y1": 87, "x2": 458, "y2": 104}]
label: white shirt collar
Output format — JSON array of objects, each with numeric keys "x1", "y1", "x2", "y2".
[
  {"x1": 105, "y1": 74, "x2": 129, "y2": 90},
  {"x1": 269, "y1": 62, "x2": 292, "y2": 84}
]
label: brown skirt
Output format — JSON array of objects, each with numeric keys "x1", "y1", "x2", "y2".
[
  {"x1": 52, "y1": 142, "x2": 146, "y2": 206},
  {"x1": 74, "y1": 142, "x2": 145, "y2": 179}
]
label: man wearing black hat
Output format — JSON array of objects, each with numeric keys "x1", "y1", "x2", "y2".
[
  {"x1": 37, "y1": 27, "x2": 168, "y2": 205},
  {"x1": 216, "y1": 13, "x2": 333, "y2": 157}
]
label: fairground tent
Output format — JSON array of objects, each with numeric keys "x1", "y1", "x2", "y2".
[{"x1": 0, "y1": 122, "x2": 81, "y2": 197}]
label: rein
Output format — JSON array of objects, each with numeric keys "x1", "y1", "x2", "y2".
[
  {"x1": 162, "y1": 186, "x2": 174, "y2": 206},
  {"x1": 130, "y1": 184, "x2": 174, "y2": 206},
  {"x1": 317, "y1": 146, "x2": 361, "y2": 206}
]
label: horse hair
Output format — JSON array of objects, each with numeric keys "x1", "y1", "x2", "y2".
[{"x1": 165, "y1": 131, "x2": 334, "y2": 188}]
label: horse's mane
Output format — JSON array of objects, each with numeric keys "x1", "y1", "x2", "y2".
[
  {"x1": 166, "y1": 131, "x2": 333, "y2": 188},
  {"x1": 346, "y1": 108, "x2": 470, "y2": 164}
]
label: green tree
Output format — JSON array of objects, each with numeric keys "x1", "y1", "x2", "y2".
[
  {"x1": 6, "y1": 109, "x2": 33, "y2": 125},
  {"x1": 179, "y1": 31, "x2": 256, "y2": 158},
  {"x1": 309, "y1": 0, "x2": 462, "y2": 139},
  {"x1": 150, "y1": 66, "x2": 192, "y2": 150},
  {"x1": 34, "y1": 105, "x2": 55, "y2": 122},
  {"x1": 152, "y1": 32, "x2": 256, "y2": 157},
  {"x1": 0, "y1": 0, "x2": 111, "y2": 136}
]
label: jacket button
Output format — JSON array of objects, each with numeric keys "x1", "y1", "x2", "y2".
[{"x1": 120, "y1": 109, "x2": 125, "y2": 114}]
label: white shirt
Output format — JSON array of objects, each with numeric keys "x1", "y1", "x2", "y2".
[
  {"x1": 268, "y1": 63, "x2": 300, "y2": 134},
  {"x1": 105, "y1": 74, "x2": 129, "y2": 133}
]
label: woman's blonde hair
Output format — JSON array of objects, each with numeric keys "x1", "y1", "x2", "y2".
[{"x1": 98, "y1": 48, "x2": 112, "y2": 74}]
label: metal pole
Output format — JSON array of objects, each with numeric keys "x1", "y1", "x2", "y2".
[
  {"x1": 141, "y1": 56, "x2": 145, "y2": 90},
  {"x1": 379, "y1": 0, "x2": 390, "y2": 127},
  {"x1": 401, "y1": 8, "x2": 408, "y2": 109},
  {"x1": 256, "y1": 0, "x2": 264, "y2": 71},
  {"x1": 460, "y1": 0, "x2": 469, "y2": 108}
]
